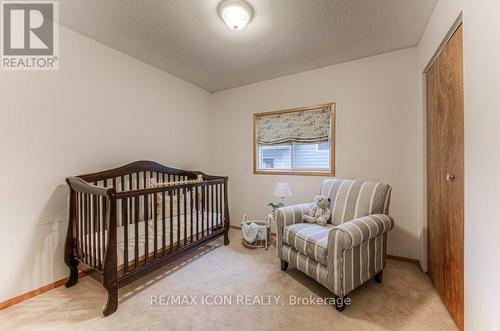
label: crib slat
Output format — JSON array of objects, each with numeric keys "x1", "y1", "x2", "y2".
[
  {"x1": 128, "y1": 174, "x2": 132, "y2": 225},
  {"x1": 86, "y1": 193, "x2": 91, "y2": 266},
  {"x1": 213, "y1": 185, "x2": 217, "y2": 228},
  {"x1": 219, "y1": 184, "x2": 222, "y2": 228},
  {"x1": 195, "y1": 186, "x2": 199, "y2": 241},
  {"x1": 90, "y1": 194, "x2": 99, "y2": 268},
  {"x1": 78, "y1": 193, "x2": 83, "y2": 260},
  {"x1": 190, "y1": 187, "x2": 194, "y2": 243},
  {"x1": 218, "y1": 184, "x2": 221, "y2": 228},
  {"x1": 210, "y1": 184, "x2": 214, "y2": 232},
  {"x1": 134, "y1": 196, "x2": 139, "y2": 269},
  {"x1": 215, "y1": 184, "x2": 219, "y2": 228},
  {"x1": 169, "y1": 190, "x2": 173, "y2": 253},
  {"x1": 92, "y1": 194, "x2": 96, "y2": 268},
  {"x1": 144, "y1": 194, "x2": 149, "y2": 264},
  {"x1": 101, "y1": 195, "x2": 106, "y2": 265},
  {"x1": 183, "y1": 187, "x2": 187, "y2": 245},
  {"x1": 162, "y1": 190, "x2": 166, "y2": 255},
  {"x1": 97, "y1": 195, "x2": 102, "y2": 269},
  {"x1": 123, "y1": 197, "x2": 128, "y2": 273},
  {"x1": 153, "y1": 193, "x2": 158, "y2": 259},
  {"x1": 177, "y1": 188, "x2": 181, "y2": 248},
  {"x1": 92, "y1": 195, "x2": 97, "y2": 268},
  {"x1": 90, "y1": 194, "x2": 94, "y2": 268},
  {"x1": 217, "y1": 184, "x2": 220, "y2": 227},
  {"x1": 94, "y1": 195, "x2": 99, "y2": 268},
  {"x1": 103, "y1": 180, "x2": 108, "y2": 232},
  {"x1": 201, "y1": 186, "x2": 206, "y2": 238},
  {"x1": 205, "y1": 185, "x2": 209, "y2": 235}
]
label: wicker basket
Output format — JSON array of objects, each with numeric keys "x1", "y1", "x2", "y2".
[{"x1": 241, "y1": 218, "x2": 271, "y2": 249}]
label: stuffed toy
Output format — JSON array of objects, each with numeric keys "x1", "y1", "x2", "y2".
[{"x1": 303, "y1": 195, "x2": 331, "y2": 226}]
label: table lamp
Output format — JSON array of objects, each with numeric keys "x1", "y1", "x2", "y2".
[{"x1": 274, "y1": 182, "x2": 292, "y2": 205}]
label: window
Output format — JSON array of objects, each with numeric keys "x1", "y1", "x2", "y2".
[{"x1": 253, "y1": 103, "x2": 335, "y2": 176}]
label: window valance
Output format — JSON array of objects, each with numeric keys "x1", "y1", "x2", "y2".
[{"x1": 255, "y1": 107, "x2": 332, "y2": 145}]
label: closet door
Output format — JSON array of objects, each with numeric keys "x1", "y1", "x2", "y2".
[{"x1": 426, "y1": 25, "x2": 464, "y2": 330}]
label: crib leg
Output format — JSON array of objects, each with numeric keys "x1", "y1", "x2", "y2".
[
  {"x1": 64, "y1": 189, "x2": 79, "y2": 288},
  {"x1": 224, "y1": 215, "x2": 230, "y2": 246},
  {"x1": 224, "y1": 228, "x2": 230, "y2": 246},
  {"x1": 64, "y1": 257, "x2": 79, "y2": 288},
  {"x1": 103, "y1": 283, "x2": 118, "y2": 317}
]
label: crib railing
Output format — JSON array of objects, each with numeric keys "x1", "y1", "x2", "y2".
[
  {"x1": 114, "y1": 179, "x2": 227, "y2": 284},
  {"x1": 64, "y1": 161, "x2": 230, "y2": 316}
]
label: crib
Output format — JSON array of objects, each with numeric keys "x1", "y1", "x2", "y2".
[{"x1": 63, "y1": 161, "x2": 230, "y2": 316}]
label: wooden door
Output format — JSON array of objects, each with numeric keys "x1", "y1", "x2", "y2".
[{"x1": 426, "y1": 25, "x2": 464, "y2": 330}]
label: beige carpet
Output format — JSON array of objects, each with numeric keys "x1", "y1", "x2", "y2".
[{"x1": 0, "y1": 230, "x2": 457, "y2": 331}]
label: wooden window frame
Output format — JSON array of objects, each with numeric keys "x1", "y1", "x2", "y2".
[{"x1": 253, "y1": 103, "x2": 335, "y2": 176}]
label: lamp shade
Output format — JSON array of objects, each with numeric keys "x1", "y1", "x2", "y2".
[{"x1": 274, "y1": 183, "x2": 292, "y2": 198}]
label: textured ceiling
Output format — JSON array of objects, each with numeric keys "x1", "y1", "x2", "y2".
[{"x1": 59, "y1": 0, "x2": 437, "y2": 92}]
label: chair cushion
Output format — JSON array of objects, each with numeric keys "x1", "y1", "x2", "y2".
[{"x1": 283, "y1": 223, "x2": 334, "y2": 265}]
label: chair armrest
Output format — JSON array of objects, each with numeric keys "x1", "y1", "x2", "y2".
[
  {"x1": 329, "y1": 214, "x2": 394, "y2": 250},
  {"x1": 326, "y1": 214, "x2": 394, "y2": 297},
  {"x1": 276, "y1": 203, "x2": 315, "y2": 228},
  {"x1": 275, "y1": 203, "x2": 315, "y2": 258}
]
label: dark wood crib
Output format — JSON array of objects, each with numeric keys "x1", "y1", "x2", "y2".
[{"x1": 63, "y1": 161, "x2": 230, "y2": 316}]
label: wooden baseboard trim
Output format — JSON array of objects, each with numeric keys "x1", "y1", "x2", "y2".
[
  {"x1": 387, "y1": 255, "x2": 424, "y2": 272},
  {"x1": 387, "y1": 254, "x2": 418, "y2": 264},
  {"x1": 0, "y1": 271, "x2": 85, "y2": 310}
]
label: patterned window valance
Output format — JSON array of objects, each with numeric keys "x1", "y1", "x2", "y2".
[{"x1": 255, "y1": 107, "x2": 332, "y2": 145}]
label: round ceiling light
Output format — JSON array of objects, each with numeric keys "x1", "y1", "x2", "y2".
[{"x1": 218, "y1": 0, "x2": 253, "y2": 31}]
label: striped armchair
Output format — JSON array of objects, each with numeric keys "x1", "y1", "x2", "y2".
[{"x1": 276, "y1": 179, "x2": 394, "y2": 311}]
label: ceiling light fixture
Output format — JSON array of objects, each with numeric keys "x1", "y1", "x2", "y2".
[{"x1": 218, "y1": 0, "x2": 253, "y2": 31}]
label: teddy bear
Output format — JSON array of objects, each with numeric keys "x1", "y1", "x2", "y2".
[{"x1": 303, "y1": 195, "x2": 331, "y2": 226}]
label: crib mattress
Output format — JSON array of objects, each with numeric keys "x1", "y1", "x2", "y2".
[
  {"x1": 84, "y1": 211, "x2": 222, "y2": 267},
  {"x1": 118, "y1": 211, "x2": 222, "y2": 267}
]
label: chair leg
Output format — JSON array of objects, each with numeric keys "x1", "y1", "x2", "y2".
[
  {"x1": 374, "y1": 270, "x2": 383, "y2": 283},
  {"x1": 280, "y1": 259, "x2": 288, "y2": 271},
  {"x1": 333, "y1": 295, "x2": 346, "y2": 312}
]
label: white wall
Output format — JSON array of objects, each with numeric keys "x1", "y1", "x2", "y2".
[
  {"x1": 418, "y1": 1, "x2": 500, "y2": 329},
  {"x1": 212, "y1": 48, "x2": 421, "y2": 260},
  {"x1": 462, "y1": 1, "x2": 500, "y2": 330},
  {"x1": 0, "y1": 26, "x2": 213, "y2": 302}
]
